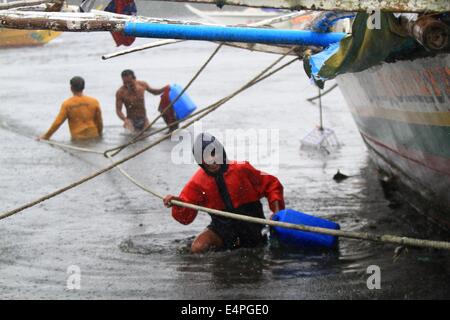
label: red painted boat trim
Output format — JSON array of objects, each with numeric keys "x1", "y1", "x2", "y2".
[{"x1": 360, "y1": 131, "x2": 450, "y2": 176}]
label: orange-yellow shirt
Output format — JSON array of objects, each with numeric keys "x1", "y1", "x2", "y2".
[{"x1": 44, "y1": 95, "x2": 103, "y2": 140}]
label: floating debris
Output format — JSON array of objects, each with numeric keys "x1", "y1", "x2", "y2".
[{"x1": 333, "y1": 169, "x2": 349, "y2": 182}]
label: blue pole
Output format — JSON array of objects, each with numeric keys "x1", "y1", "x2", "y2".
[{"x1": 123, "y1": 22, "x2": 346, "y2": 47}]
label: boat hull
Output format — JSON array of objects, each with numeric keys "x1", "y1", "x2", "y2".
[
  {"x1": 185, "y1": 4, "x2": 283, "y2": 25},
  {"x1": 336, "y1": 54, "x2": 450, "y2": 227},
  {"x1": 0, "y1": 28, "x2": 61, "y2": 48}
]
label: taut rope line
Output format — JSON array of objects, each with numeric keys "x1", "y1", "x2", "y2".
[
  {"x1": 106, "y1": 153, "x2": 450, "y2": 251},
  {"x1": 37, "y1": 134, "x2": 450, "y2": 252},
  {"x1": 8, "y1": 63, "x2": 450, "y2": 251},
  {"x1": 116, "y1": 57, "x2": 300, "y2": 149},
  {"x1": 105, "y1": 43, "x2": 224, "y2": 158},
  {"x1": 0, "y1": 51, "x2": 297, "y2": 221},
  {"x1": 105, "y1": 44, "x2": 298, "y2": 156},
  {"x1": 307, "y1": 83, "x2": 338, "y2": 102},
  {"x1": 43, "y1": 57, "x2": 300, "y2": 158}
]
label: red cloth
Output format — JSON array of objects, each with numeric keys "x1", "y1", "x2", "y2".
[
  {"x1": 105, "y1": 0, "x2": 137, "y2": 46},
  {"x1": 158, "y1": 86, "x2": 171, "y2": 113},
  {"x1": 110, "y1": 32, "x2": 136, "y2": 47},
  {"x1": 115, "y1": 0, "x2": 131, "y2": 12},
  {"x1": 172, "y1": 161, "x2": 285, "y2": 225},
  {"x1": 158, "y1": 86, "x2": 178, "y2": 130}
]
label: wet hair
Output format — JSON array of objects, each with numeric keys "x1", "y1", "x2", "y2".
[
  {"x1": 121, "y1": 69, "x2": 136, "y2": 79},
  {"x1": 70, "y1": 76, "x2": 85, "y2": 92}
]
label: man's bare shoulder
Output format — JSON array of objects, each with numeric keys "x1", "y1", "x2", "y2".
[
  {"x1": 136, "y1": 80, "x2": 148, "y2": 86},
  {"x1": 116, "y1": 85, "x2": 126, "y2": 96},
  {"x1": 136, "y1": 80, "x2": 151, "y2": 90}
]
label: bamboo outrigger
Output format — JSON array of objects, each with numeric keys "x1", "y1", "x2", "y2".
[
  {"x1": 0, "y1": 9, "x2": 345, "y2": 47},
  {"x1": 0, "y1": 0, "x2": 58, "y2": 10},
  {"x1": 145, "y1": 0, "x2": 450, "y2": 13}
]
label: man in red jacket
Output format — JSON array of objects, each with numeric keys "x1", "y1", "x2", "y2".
[{"x1": 163, "y1": 133, "x2": 285, "y2": 254}]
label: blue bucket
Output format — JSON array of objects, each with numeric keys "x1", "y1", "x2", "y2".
[
  {"x1": 169, "y1": 84, "x2": 197, "y2": 120},
  {"x1": 271, "y1": 209, "x2": 340, "y2": 248}
]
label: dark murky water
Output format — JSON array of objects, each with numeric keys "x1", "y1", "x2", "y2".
[{"x1": 1, "y1": 10, "x2": 449, "y2": 299}]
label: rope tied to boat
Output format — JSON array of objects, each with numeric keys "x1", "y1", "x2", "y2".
[
  {"x1": 2, "y1": 50, "x2": 450, "y2": 251},
  {"x1": 104, "y1": 151, "x2": 450, "y2": 251},
  {"x1": 104, "y1": 43, "x2": 225, "y2": 158},
  {"x1": 104, "y1": 45, "x2": 298, "y2": 158},
  {"x1": 102, "y1": 55, "x2": 300, "y2": 155},
  {"x1": 0, "y1": 49, "x2": 298, "y2": 221},
  {"x1": 25, "y1": 137, "x2": 450, "y2": 252}
]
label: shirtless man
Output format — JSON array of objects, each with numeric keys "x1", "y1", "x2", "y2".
[{"x1": 115, "y1": 69, "x2": 169, "y2": 132}]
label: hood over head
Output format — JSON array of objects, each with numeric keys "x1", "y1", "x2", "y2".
[{"x1": 192, "y1": 133, "x2": 228, "y2": 175}]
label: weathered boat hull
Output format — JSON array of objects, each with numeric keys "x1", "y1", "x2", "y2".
[
  {"x1": 185, "y1": 4, "x2": 284, "y2": 25},
  {"x1": 336, "y1": 54, "x2": 450, "y2": 227},
  {"x1": 0, "y1": 27, "x2": 61, "y2": 48}
]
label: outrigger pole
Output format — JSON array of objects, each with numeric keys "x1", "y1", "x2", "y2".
[
  {"x1": 144, "y1": 0, "x2": 450, "y2": 14},
  {"x1": 0, "y1": 0, "x2": 58, "y2": 10},
  {"x1": 0, "y1": 11, "x2": 346, "y2": 47},
  {"x1": 123, "y1": 23, "x2": 346, "y2": 46},
  {"x1": 102, "y1": 11, "x2": 311, "y2": 60}
]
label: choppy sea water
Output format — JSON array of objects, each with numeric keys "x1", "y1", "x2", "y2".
[{"x1": 1, "y1": 25, "x2": 449, "y2": 299}]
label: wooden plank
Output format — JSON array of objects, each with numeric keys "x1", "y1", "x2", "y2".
[
  {"x1": 0, "y1": 11, "x2": 209, "y2": 31},
  {"x1": 145, "y1": 0, "x2": 450, "y2": 13},
  {"x1": 0, "y1": 11, "x2": 124, "y2": 31},
  {"x1": 0, "y1": 0, "x2": 58, "y2": 10}
]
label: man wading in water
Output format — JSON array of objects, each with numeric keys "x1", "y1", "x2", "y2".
[
  {"x1": 115, "y1": 69, "x2": 170, "y2": 133},
  {"x1": 163, "y1": 133, "x2": 285, "y2": 254},
  {"x1": 39, "y1": 76, "x2": 103, "y2": 141}
]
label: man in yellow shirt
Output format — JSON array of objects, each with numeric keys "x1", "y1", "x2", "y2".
[{"x1": 39, "y1": 76, "x2": 103, "y2": 141}]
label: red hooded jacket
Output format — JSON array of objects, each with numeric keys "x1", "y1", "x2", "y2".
[{"x1": 172, "y1": 160, "x2": 285, "y2": 225}]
